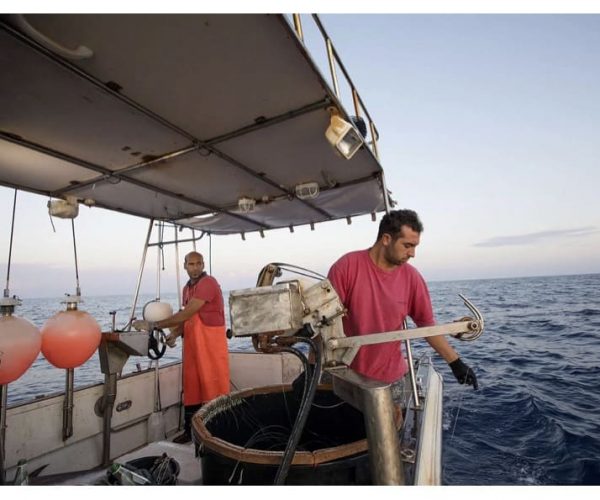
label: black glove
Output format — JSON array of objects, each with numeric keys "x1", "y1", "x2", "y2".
[{"x1": 449, "y1": 358, "x2": 478, "y2": 390}]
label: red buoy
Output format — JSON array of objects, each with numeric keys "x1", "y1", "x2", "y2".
[
  {"x1": 0, "y1": 314, "x2": 42, "y2": 384},
  {"x1": 41, "y1": 310, "x2": 101, "y2": 369}
]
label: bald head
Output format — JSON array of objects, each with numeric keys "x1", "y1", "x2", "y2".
[
  {"x1": 184, "y1": 251, "x2": 204, "y2": 264},
  {"x1": 184, "y1": 251, "x2": 205, "y2": 280}
]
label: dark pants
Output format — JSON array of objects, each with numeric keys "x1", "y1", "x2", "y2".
[{"x1": 183, "y1": 404, "x2": 202, "y2": 434}]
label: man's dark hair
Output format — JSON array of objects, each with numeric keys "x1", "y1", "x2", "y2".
[{"x1": 376, "y1": 209, "x2": 424, "y2": 240}]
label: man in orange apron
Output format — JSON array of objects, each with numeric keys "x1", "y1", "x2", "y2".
[{"x1": 134, "y1": 251, "x2": 230, "y2": 444}]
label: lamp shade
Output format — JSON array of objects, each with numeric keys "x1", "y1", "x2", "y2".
[
  {"x1": 0, "y1": 314, "x2": 42, "y2": 384},
  {"x1": 41, "y1": 310, "x2": 101, "y2": 369}
]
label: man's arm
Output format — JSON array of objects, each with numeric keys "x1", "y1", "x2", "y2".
[
  {"x1": 425, "y1": 335, "x2": 459, "y2": 363},
  {"x1": 426, "y1": 334, "x2": 478, "y2": 390},
  {"x1": 133, "y1": 297, "x2": 206, "y2": 332},
  {"x1": 155, "y1": 297, "x2": 205, "y2": 329}
]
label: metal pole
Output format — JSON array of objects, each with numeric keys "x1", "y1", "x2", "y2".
[
  {"x1": 326, "y1": 38, "x2": 340, "y2": 98},
  {"x1": 156, "y1": 222, "x2": 161, "y2": 301},
  {"x1": 0, "y1": 384, "x2": 7, "y2": 484},
  {"x1": 404, "y1": 329, "x2": 421, "y2": 410},
  {"x1": 101, "y1": 373, "x2": 117, "y2": 466},
  {"x1": 352, "y1": 89, "x2": 361, "y2": 118},
  {"x1": 128, "y1": 218, "x2": 154, "y2": 327},
  {"x1": 363, "y1": 386, "x2": 404, "y2": 484},
  {"x1": 62, "y1": 368, "x2": 74, "y2": 440},
  {"x1": 331, "y1": 368, "x2": 404, "y2": 485},
  {"x1": 292, "y1": 14, "x2": 304, "y2": 42},
  {"x1": 174, "y1": 227, "x2": 182, "y2": 310}
]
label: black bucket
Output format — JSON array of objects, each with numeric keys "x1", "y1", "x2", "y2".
[
  {"x1": 125, "y1": 455, "x2": 180, "y2": 485},
  {"x1": 193, "y1": 386, "x2": 374, "y2": 485}
]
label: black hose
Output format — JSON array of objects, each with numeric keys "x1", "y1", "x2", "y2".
[
  {"x1": 274, "y1": 337, "x2": 322, "y2": 485},
  {"x1": 277, "y1": 346, "x2": 311, "y2": 412}
]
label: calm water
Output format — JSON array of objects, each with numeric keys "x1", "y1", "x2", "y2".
[{"x1": 5, "y1": 274, "x2": 600, "y2": 485}]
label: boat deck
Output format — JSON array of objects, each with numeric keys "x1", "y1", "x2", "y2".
[{"x1": 43, "y1": 438, "x2": 199, "y2": 485}]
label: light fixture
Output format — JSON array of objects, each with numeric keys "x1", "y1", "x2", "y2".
[
  {"x1": 325, "y1": 107, "x2": 364, "y2": 160},
  {"x1": 238, "y1": 196, "x2": 255, "y2": 213},
  {"x1": 48, "y1": 195, "x2": 79, "y2": 219},
  {"x1": 295, "y1": 182, "x2": 320, "y2": 200}
]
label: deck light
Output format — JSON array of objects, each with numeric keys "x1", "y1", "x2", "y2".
[
  {"x1": 325, "y1": 108, "x2": 363, "y2": 160},
  {"x1": 238, "y1": 197, "x2": 255, "y2": 213},
  {"x1": 295, "y1": 182, "x2": 320, "y2": 200}
]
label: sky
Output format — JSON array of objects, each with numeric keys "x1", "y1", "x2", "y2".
[{"x1": 1, "y1": 4, "x2": 600, "y2": 298}]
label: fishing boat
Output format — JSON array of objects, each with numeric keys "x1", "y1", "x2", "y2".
[{"x1": 0, "y1": 14, "x2": 484, "y2": 485}]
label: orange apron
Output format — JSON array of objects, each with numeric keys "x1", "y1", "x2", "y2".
[{"x1": 182, "y1": 312, "x2": 230, "y2": 406}]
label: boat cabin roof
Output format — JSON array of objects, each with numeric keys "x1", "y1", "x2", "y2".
[{"x1": 0, "y1": 14, "x2": 389, "y2": 235}]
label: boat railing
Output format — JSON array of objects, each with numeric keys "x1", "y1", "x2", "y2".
[{"x1": 289, "y1": 14, "x2": 381, "y2": 160}]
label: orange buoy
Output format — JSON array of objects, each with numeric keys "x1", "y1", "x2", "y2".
[
  {"x1": 41, "y1": 309, "x2": 101, "y2": 369},
  {"x1": 0, "y1": 314, "x2": 42, "y2": 384}
]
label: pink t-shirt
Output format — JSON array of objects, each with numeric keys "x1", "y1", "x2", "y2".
[
  {"x1": 183, "y1": 275, "x2": 225, "y2": 327},
  {"x1": 327, "y1": 249, "x2": 435, "y2": 383}
]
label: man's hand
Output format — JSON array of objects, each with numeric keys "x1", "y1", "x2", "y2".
[
  {"x1": 132, "y1": 320, "x2": 152, "y2": 332},
  {"x1": 165, "y1": 331, "x2": 177, "y2": 347},
  {"x1": 449, "y1": 358, "x2": 478, "y2": 390}
]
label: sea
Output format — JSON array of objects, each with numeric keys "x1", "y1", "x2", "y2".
[{"x1": 4, "y1": 273, "x2": 600, "y2": 486}]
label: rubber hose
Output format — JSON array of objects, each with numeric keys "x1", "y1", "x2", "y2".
[{"x1": 274, "y1": 337, "x2": 322, "y2": 485}]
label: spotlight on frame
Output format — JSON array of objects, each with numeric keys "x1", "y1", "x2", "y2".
[{"x1": 325, "y1": 107, "x2": 364, "y2": 160}]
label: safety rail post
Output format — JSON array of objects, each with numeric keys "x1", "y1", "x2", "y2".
[
  {"x1": 326, "y1": 38, "x2": 341, "y2": 98},
  {"x1": 292, "y1": 14, "x2": 304, "y2": 42}
]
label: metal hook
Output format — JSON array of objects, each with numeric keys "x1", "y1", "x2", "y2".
[{"x1": 454, "y1": 294, "x2": 485, "y2": 341}]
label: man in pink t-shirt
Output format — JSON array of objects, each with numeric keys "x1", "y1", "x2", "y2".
[{"x1": 328, "y1": 209, "x2": 477, "y2": 393}]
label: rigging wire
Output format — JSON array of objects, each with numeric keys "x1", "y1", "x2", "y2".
[
  {"x1": 4, "y1": 189, "x2": 17, "y2": 297},
  {"x1": 209, "y1": 232, "x2": 212, "y2": 275},
  {"x1": 449, "y1": 389, "x2": 465, "y2": 443},
  {"x1": 70, "y1": 219, "x2": 81, "y2": 296},
  {"x1": 269, "y1": 262, "x2": 326, "y2": 281}
]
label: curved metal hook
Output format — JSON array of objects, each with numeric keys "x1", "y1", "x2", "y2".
[{"x1": 454, "y1": 294, "x2": 485, "y2": 341}]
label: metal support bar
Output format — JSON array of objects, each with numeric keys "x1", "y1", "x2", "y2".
[
  {"x1": 101, "y1": 373, "x2": 117, "y2": 466},
  {"x1": 352, "y1": 89, "x2": 361, "y2": 118},
  {"x1": 404, "y1": 336, "x2": 421, "y2": 410},
  {"x1": 128, "y1": 218, "x2": 154, "y2": 328},
  {"x1": 62, "y1": 368, "x2": 74, "y2": 441},
  {"x1": 146, "y1": 233, "x2": 204, "y2": 247},
  {"x1": 0, "y1": 384, "x2": 7, "y2": 485},
  {"x1": 326, "y1": 38, "x2": 340, "y2": 98},
  {"x1": 330, "y1": 368, "x2": 404, "y2": 485},
  {"x1": 328, "y1": 319, "x2": 483, "y2": 367},
  {"x1": 330, "y1": 320, "x2": 481, "y2": 350},
  {"x1": 292, "y1": 14, "x2": 304, "y2": 42},
  {"x1": 174, "y1": 226, "x2": 182, "y2": 310}
]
